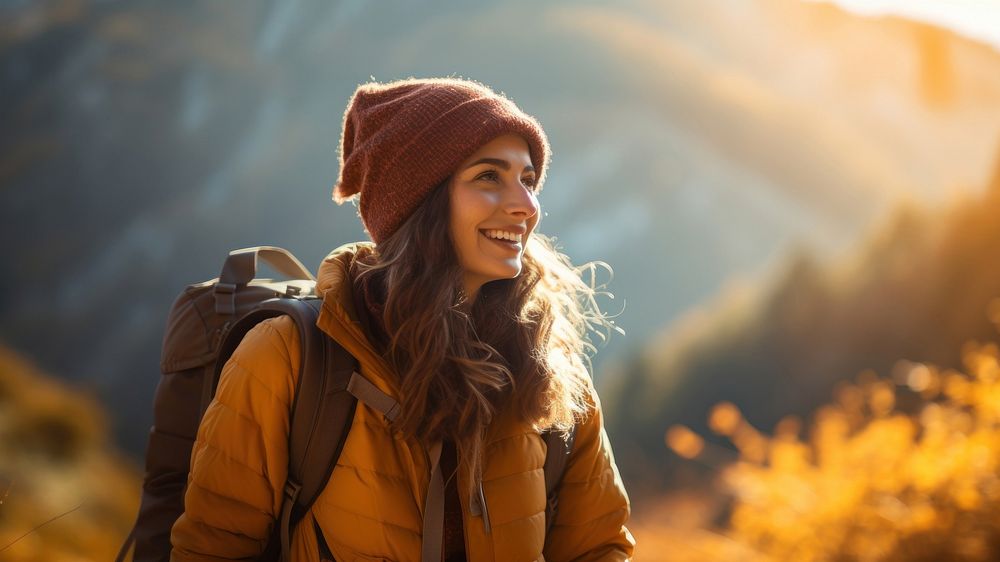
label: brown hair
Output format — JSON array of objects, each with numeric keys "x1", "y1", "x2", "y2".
[{"x1": 353, "y1": 178, "x2": 621, "y2": 493}]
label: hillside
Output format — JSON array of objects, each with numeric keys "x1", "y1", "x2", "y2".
[{"x1": 605, "y1": 143, "x2": 1000, "y2": 497}]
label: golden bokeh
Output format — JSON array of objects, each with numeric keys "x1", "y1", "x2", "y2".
[
  {"x1": 666, "y1": 425, "x2": 705, "y2": 460},
  {"x1": 648, "y1": 339, "x2": 1000, "y2": 561}
]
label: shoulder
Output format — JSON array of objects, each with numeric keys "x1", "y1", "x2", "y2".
[
  {"x1": 574, "y1": 372, "x2": 602, "y2": 425},
  {"x1": 220, "y1": 315, "x2": 303, "y2": 397},
  {"x1": 230, "y1": 315, "x2": 302, "y2": 368},
  {"x1": 241, "y1": 315, "x2": 301, "y2": 354}
]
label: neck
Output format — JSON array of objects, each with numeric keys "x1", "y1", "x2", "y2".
[
  {"x1": 462, "y1": 273, "x2": 486, "y2": 304},
  {"x1": 458, "y1": 282, "x2": 478, "y2": 312}
]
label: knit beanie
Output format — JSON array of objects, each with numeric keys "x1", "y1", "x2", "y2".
[{"x1": 332, "y1": 77, "x2": 551, "y2": 244}]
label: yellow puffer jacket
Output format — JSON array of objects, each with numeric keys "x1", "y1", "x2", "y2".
[{"x1": 170, "y1": 242, "x2": 635, "y2": 562}]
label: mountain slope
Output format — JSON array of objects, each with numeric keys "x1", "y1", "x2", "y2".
[{"x1": 604, "y1": 145, "x2": 1000, "y2": 495}]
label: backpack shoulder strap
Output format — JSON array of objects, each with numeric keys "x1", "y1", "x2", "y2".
[
  {"x1": 542, "y1": 425, "x2": 578, "y2": 538},
  {"x1": 264, "y1": 297, "x2": 358, "y2": 562}
]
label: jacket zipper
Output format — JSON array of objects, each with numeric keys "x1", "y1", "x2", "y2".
[{"x1": 469, "y1": 477, "x2": 492, "y2": 535}]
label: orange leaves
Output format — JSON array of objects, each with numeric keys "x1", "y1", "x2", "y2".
[
  {"x1": 660, "y1": 339, "x2": 1000, "y2": 561},
  {"x1": 708, "y1": 401, "x2": 742, "y2": 436},
  {"x1": 666, "y1": 425, "x2": 704, "y2": 459},
  {"x1": 868, "y1": 380, "x2": 896, "y2": 416}
]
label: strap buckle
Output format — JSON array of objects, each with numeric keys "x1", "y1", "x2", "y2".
[
  {"x1": 214, "y1": 282, "x2": 238, "y2": 315},
  {"x1": 283, "y1": 479, "x2": 303, "y2": 503}
]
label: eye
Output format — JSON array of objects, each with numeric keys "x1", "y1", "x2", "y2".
[
  {"x1": 475, "y1": 170, "x2": 501, "y2": 183},
  {"x1": 474, "y1": 169, "x2": 539, "y2": 192}
]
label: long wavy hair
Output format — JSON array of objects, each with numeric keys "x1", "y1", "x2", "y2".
[{"x1": 352, "y1": 177, "x2": 622, "y2": 493}]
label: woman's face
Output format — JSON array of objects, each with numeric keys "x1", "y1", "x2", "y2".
[{"x1": 449, "y1": 133, "x2": 541, "y2": 301}]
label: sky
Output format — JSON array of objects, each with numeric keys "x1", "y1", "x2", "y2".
[{"x1": 814, "y1": 0, "x2": 1000, "y2": 52}]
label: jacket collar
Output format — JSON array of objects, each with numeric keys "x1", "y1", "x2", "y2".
[{"x1": 315, "y1": 241, "x2": 402, "y2": 400}]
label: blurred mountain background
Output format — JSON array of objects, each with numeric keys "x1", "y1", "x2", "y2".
[
  {"x1": 2, "y1": 0, "x2": 1000, "y2": 553},
  {"x1": 606, "y1": 148, "x2": 1000, "y2": 497}
]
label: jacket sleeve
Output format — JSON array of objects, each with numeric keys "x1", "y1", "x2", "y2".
[
  {"x1": 543, "y1": 385, "x2": 636, "y2": 562},
  {"x1": 170, "y1": 316, "x2": 301, "y2": 561}
]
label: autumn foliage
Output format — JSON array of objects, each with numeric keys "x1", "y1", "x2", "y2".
[
  {"x1": 0, "y1": 346, "x2": 140, "y2": 560},
  {"x1": 648, "y1": 302, "x2": 1000, "y2": 561}
]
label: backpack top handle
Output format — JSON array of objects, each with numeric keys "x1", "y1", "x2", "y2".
[
  {"x1": 216, "y1": 247, "x2": 317, "y2": 315},
  {"x1": 222, "y1": 246, "x2": 317, "y2": 286}
]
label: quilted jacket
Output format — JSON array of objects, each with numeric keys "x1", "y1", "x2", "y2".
[{"x1": 170, "y1": 241, "x2": 635, "y2": 561}]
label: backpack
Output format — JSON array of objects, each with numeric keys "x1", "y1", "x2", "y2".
[{"x1": 116, "y1": 246, "x2": 576, "y2": 562}]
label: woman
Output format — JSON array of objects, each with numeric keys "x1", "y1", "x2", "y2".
[{"x1": 170, "y1": 77, "x2": 634, "y2": 561}]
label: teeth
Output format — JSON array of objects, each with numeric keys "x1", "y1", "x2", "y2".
[{"x1": 483, "y1": 229, "x2": 521, "y2": 243}]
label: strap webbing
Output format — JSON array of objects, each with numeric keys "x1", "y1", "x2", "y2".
[
  {"x1": 346, "y1": 371, "x2": 400, "y2": 422},
  {"x1": 421, "y1": 440, "x2": 444, "y2": 562},
  {"x1": 344, "y1": 371, "x2": 445, "y2": 561},
  {"x1": 267, "y1": 297, "x2": 357, "y2": 562},
  {"x1": 280, "y1": 480, "x2": 302, "y2": 562}
]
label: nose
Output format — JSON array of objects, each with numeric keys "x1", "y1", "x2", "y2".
[{"x1": 504, "y1": 178, "x2": 539, "y2": 219}]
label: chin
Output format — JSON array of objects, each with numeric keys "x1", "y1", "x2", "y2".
[
  {"x1": 476, "y1": 267, "x2": 521, "y2": 286},
  {"x1": 490, "y1": 262, "x2": 523, "y2": 278}
]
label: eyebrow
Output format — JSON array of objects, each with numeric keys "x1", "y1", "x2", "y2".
[{"x1": 465, "y1": 157, "x2": 535, "y2": 173}]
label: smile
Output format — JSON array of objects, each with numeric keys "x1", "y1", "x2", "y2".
[{"x1": 479, "y1": 230, "x2": 522, "y2": 251}]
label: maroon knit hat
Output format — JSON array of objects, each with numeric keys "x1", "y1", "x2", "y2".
[{"x1": 332, "y1": 77, "x2": 551, "y2": 244}]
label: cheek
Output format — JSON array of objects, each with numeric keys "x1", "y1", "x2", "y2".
[
  {"x1": 452, "y1": 190, "x2": 493, "y2": 228},
  {"x1": 450, "y1": 191, "x2": 490, "y2": 251}
]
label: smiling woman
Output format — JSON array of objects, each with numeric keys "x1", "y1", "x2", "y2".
[
  {"x1": 168, "y1": 77, "x2": 635, "y2": 562},
  {"x1": 450, "y1": 133, "x2": 541, "y2": 301}
]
